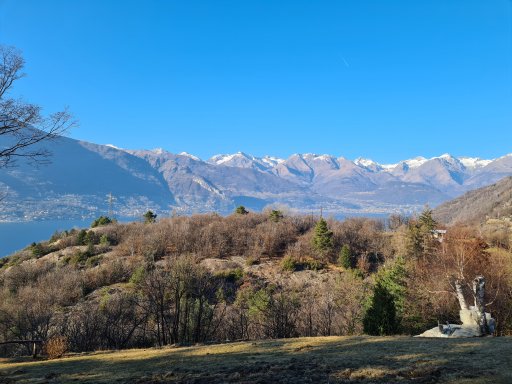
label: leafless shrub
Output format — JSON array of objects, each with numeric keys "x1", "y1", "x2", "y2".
[{"x1": 44, "y1": 336, "x2": 68, "y2": 359}]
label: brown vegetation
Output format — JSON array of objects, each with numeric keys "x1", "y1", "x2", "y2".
[
  {"x1": 0, "y1": 210, "x2": 512, "y2": 359},
  {"x1": 434, "y1": 176, "x2": 512, "y2": 225}
]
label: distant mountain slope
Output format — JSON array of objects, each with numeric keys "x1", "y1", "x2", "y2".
[
  {"x1": 127, "y1": 149, "x2": 304, "y2": 212},
  {"x1": 0, "y1": 137, "x2": 175, "y2": 220},
  {"x1": 433, "y1": 176, "x2": 512, "y2": 225},
  {"x1": 2, "y1": 132, "x2": 512, "y2": 221}
]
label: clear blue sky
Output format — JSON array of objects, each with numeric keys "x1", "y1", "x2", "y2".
[{"x1": 1, "y1": 0, "x2": 511, "y2": 162}]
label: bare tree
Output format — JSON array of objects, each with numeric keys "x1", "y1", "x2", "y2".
[{"x1": 0, "y1": 45, "x2": 76, "y2": 168}]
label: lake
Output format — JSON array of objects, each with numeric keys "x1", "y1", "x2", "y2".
[{"x1": 0, "y1": 219, "x2": 113, "y2": 257}]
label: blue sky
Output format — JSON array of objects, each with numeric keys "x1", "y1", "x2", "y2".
[{"x1": 1, "y1": 0, "x2": 511, "y2": 162}]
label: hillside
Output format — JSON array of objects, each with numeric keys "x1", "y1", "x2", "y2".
[
  {"x1": 1, "y1": 211, "x2": 512, "y2": 361},
  {"x1": 1, "y1": 336, "x2": 511, "y2": 383},
  {"x1": 433, "y1": 176, "x2": 512, "y2": 225}
]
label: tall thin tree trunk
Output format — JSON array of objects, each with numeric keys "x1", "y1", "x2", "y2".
[
  {"x1": 473, "y1": 276, "x2": 488, "y2": 334},
  {"x1": 455, "y1": 280, "x2": 468, "y2": 310}
]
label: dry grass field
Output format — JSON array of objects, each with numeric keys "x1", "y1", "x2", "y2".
[{"x1": 1, "y1": 336, "x2": 511, "y2": 383}]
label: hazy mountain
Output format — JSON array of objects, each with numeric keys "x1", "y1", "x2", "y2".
[
  {"x1": 0, "y1": 138, "x2": 175, "y2": 220},
  {"x1": 396, "y1": 155, "x2": 468, "y2": 196},
  {"x1": 433, "y1": 176, "x2": 512, "y2": 225},
  {"x1": 464, "y1": 155, "x2": 512, "y2": 190},
  {"x1": 2, "y1": 134, "x2": 512, "y2": 221},
  {"x1": 127, "y1": 149, "x2": 302, "y2": 212}
]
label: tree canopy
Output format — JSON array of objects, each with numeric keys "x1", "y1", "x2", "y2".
[{"x1": 0, "y1": 45, "x2": 76, "y2": 168}]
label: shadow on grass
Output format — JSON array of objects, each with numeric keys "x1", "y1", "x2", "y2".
[{"x1": 1, "y1": 336, "x2": 511, "y2": 383}]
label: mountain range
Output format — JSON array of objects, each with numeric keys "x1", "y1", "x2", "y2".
[{"x1": 1, "y1": 134, "x2": 512, "y2": 221}]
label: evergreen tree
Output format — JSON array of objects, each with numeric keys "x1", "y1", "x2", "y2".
[
  {"x1": 338, "y1": 244, "x2": 353, "y2": 269},
  {"x1": 99, "y1": 234, "x2": 110, "y2": 246},
  {"x1": 143, "y1": 210, "x2": 157, "y2": 224},
  {"x1": 406, "y1": 222, "x2": 424, "y2": 259},
  {"x1": 85, "y1": 242, "x2": 95, "y2": 257},
  {"x1": 418, "y1": 207, "x2": 437, "y2": 231},
  {"x1": 76, "y1": 229, "x2": 88, "y2": 245},
  {"x1": 312, "y1": 218, "x2": 333, "y2": 256},
  {"x1": 363, "y1": 282, "x2": 399, "y2": 335},
  {"x1": 269, "y1": 209, "x2": 283, "y2": 222},
  {"x1": 377, "y1": 256, "x2": 407, "y2": 316},
  {"x1": 84, "y1": 230, "x2": 96, "y2": 245},
  {"x1": 30, "y1": 242, "x2": 45, "y2": 258},
  {"x1": 406, "y1": 208, "x2": 439, "y2": 260},
  {"x1": 235, "y1": 206, "x2": 249, "y2": 215},
  {"x1": 91, "y1": 216, "x2": 113, "y2": 228},
  {"x1": 363, "y1": 257, "x2": 407, "y2": 335}
]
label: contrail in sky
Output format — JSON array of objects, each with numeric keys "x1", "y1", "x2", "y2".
[{"x1": 338, "y1": 54, "x2": 350, "y2": 68}]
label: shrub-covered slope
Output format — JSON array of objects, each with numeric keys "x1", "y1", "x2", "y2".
[
  {"x1": 1, "y1": 211, "x2": 511, "y2": 358},
  {"x1": 433, "y1": 176, "x2": 512, "y2": 225}
]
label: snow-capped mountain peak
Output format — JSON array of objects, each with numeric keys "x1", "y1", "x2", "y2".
[
  {"x1": 151, "y1": 148, "x2": 168, "y2": 155},
  {"x1": 354, "y1": 157, "x2": 377, "y2": 167},
  {"x1": 105, "y1": 144, "x2": 123, "y2": 150},
  {"x1": 179, "y1": 152, "x2": 201, "y2": 161},
  {"x1": 458, "y1": 157, "x2": 492, "y2": 169},
  {"x1": 261, "y1": 155, "x2": 285, "y2": 167},
  {"x1": 209, "y1": 152, "x2": 250, "y2": 165},
  {"x1": 403, "y1": 156, "x2": 428, "y2": 168},
  {"x1": 208, "y1": 152, "x2": 280, "y2": 172}
]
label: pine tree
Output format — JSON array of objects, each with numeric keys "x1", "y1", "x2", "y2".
[
  {"x1": 91, "y1": 216, "x2": 113, "y2": 228},
  {"x1": 338, "y1": 244, "x2": 353, "y2": 269},
  {"x1": 235, "y1": 206, "x2": 249, "y2": 215},
  {"x1": 269, "y1": 210, "x2": 283, "y2": 222},
  {"x1": 418, "y1": 207, "x2": 437, "y2": 231},
  {"x1": 312, "y1": 218, "x2": 333, "y2": 256},
  {"x1": 143, "y1": 210, "x2": 157, "y2": 224},
  {"x1": 363, "y1": 282, "x2": 399, "y2": 335},
  {"x1": 406, "y1": 208, "x2": 438, "y2": 260},
  {"x1": 76, "y1": 229, "x2": 87, "y2": 245},
  {"x1": 377, "y1": 256, "x2": 407, "y2": 316},
  {"x1": 363, "y1": 257, "x2": 407, "y2": 335}
]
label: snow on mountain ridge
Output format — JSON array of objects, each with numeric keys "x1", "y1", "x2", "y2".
[
  {"x1": 209, "y1": 152, "x2": 251, "y2": 164},
  {"x1": 105, "y1": 144, "x2": 122, "y2": 150},
  {"x1": 179, "y1": 152, "x2": 201, "y2": 161},
  {"x1": 151, "y1": 148, "x2": 168, "y2": 155},
  {"x1": 105, "y1": 146, "x2": 499, "y2": 173},
  {"x1": 459, "y1": 157, "x2": 492, "y2": 169},
  {"x1": 261, "y1": 155, "x2": 285, "y2": 167}
]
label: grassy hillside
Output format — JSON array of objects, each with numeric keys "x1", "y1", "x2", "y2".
[
  {"x1": 434, "y1": 176, "x2": 512, "y2": 225},
  {"x1": 1, "y1": 336, "x2": 511, "y2": 383}
]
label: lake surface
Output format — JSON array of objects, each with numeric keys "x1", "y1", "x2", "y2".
[{"x1": 0, "y1": 219, "x2": 101, "y2": 257}]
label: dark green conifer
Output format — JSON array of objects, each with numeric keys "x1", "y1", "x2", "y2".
[
  {"x1": 312, "y1": 218, "x2": 333, "y2": 256},
  {"x1": 235, "y1": 206, "x2": 249, "y2": 215},
  {"x1": 143, "y1": 210, "x2": 157, "y2": 224},
  {"x1": 338, "y1": 244, "x2": 353, "y2": 269}
]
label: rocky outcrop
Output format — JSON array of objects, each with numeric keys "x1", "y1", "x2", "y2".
[
  {"x1": 417, "y1": 308, "x2": 495, "y2": 338},
  {"x1": 416, "y1": 276, "x2": 496, "y2": 338}
]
